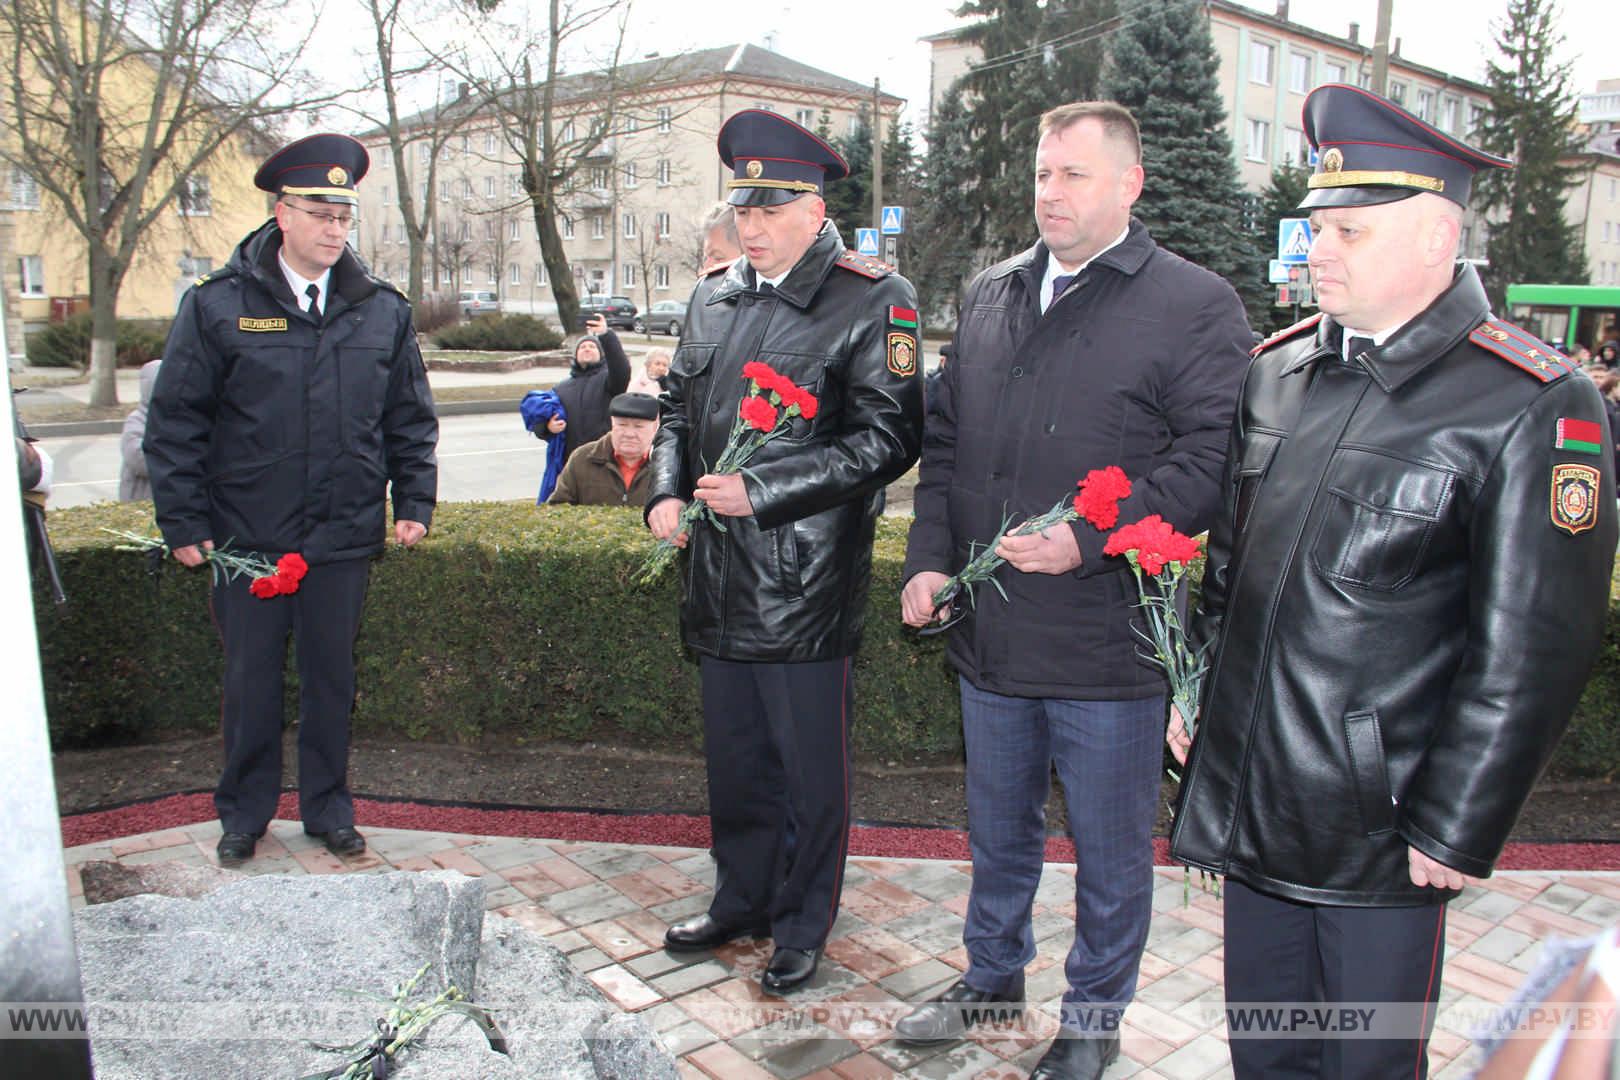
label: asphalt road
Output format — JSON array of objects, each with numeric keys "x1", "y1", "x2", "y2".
[{"x1": 38, "y1": 411, "x2": 548, "y2": 508}]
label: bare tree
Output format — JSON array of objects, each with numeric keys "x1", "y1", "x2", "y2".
[
  {"x1": 623, "y1": 216, "x2": 668, "y2": 321},
  {"x1": 1, "y1": 0, "x2": 333, "y2": 405}
]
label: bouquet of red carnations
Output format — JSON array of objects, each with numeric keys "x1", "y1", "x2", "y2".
[
  {"x1": 635, "y1": 361, "x2": 818, "y2": 585},
  {"x1": 104, "y1": 527, "x2": 307, "y2": 599}
]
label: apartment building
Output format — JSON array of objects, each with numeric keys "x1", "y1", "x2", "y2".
[{"x1": 355, "y1": 44, "x2": 902, "y2": 315}]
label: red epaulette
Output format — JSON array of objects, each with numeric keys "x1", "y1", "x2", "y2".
[
  {"x1": 701, "y1": 260, "x2": 731, "y2": 277},
  {"x1": 836, "y1": 249, "x2": 892, "y2": 279},
  {"x1": 1469, "y1": 318, "x2": 1579, "y2": 383},
  {"x1": 1251, "y1": 313, "x2": 1324, "y2": 357}
]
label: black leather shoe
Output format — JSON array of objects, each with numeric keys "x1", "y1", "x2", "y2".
[
  {"x1": 893, "y1": 977, "x2": 1025, "y2": 1044},
  {"x1": 305, "y1": 825, "x2": 366, "y2": 857},
  {"x1": 663, "y1": 913, "x2": 770, "y2": 952},
  {"x1": 1029, "y1": 1030, "x2": 1120, "y2": 1080},
  {"x1": 216, "y1": 832, "x2": 257, "y2": 867},
  {"x1": 760, "y1": 946, "x2": 819, "y2": 993}
]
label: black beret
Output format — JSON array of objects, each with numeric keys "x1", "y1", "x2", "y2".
[{"x1": 609, "y1": 393, "x2": 659, "y2": 421}]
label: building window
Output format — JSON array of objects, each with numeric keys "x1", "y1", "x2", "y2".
[
  {"x1": 1283, "y1": 127, "x2": 1309, "y2": 166},
  {"x1": 484, "y1": 219, "x2": 495, "y2": 240},
  {"x1": 1246, "y1": 118, "x2": 1271, "y2": 162},
  {"x1": 440, "y1": 181, "x2": 450, "y2": 202},
  {"x1": 755, "y1": 101, "x2": 776, "y2": 113},
  {"x1": 561, "y1": 120, "x2": 577, "y2": 143},
  {"x1": 1470, "y1": 102, "x2": 1488, "y2": 136},
  {"x1": 795, "y1": 108, "x2": 815, "y2": 128},
  {"x1": 510, "y1": 174, "x2": 522, "y2": 195},
  {"x1": 1324, "y1": 59, "x2": 1347, "y2": 84},
  {"x1": 1441, "y1": 97, "x2": 1459, "y2": 132},
  {"x1": 656, "y1": 211, "x2": 671, "y2": 238},
  {"x1": 619, "y1": 113, "x2": 638, "y2": 134},
  {"x1": 1358, "y1": 67, "x2": 1372, "y2": 88},
  {"x1": 484, "y1": 176, "x2": 495, "y2": 197},
  {"x1": 1389, "y1": 81, "x2": 1406, "y2": 105},
  {"x1": 485, "y1": 133, "x2": 497, "y2": 154},
  {"x1": 381, "y1": 185, "x2": 392, "y2": 205},
  {"x1": 591, "y1": 215, "x2": 605, "y2": 239},
  {"x1": 622, "y1": 263, "x2": 636, "y2": 287},
  {"x1": 590, "y1": 167, "x2": 609, "y2": 190},
  {"x1": 461, "y1": 134, "x2": 471, "y2": 156},
  {"x1": 419, "y1": 142, "x2": 431, "y2": 162},
  {"x1": 485, "y1": 262, "x2": 495, "y2": 285},
  {"x1": 177, "y1": 174, "x2": 211, "y2": 216},
  {"x1": 1460, "y1": 224, "x2": 1473, "y2": 256},
  {"x1": 442, "y1": 266, "x2": 453, "y2": 285},
  {"x1": 510, "y1": 219, "x2": 521, "y2": 240},
  {"x1": 1416, "y1": 89, "x2": 1434, "y2": 122},
  {"x1": 1289, "y1": 53, "x2": 1311, "y2": 94},
  {"x1": 381, "y1": 146, "x2": 392, "y2": 166},
  {"x1": 1250, "y1": 41, "x2": 1274, "y2": 85},
  {"x1": 655, "y1": 263, "x2": 669, "y2": 289},
  {"x1": 19, "y1": 255, "x2": 44, "y2": 295},
  {"x1": 562, "y1": 215, "x2": 575, "y2": 239},
  {"x1": 624, "y1": 161, "x2": 637, "y2": 187},
  {"x1": 657, "y1": 107, "x2": 671, "y2": 133},
  {"x1": 657, "y1": 159, "x2": 671, "y2": 186},
  {"x1": 462, "y1": 177, "x2": 474, "y2": 199},
  {"x1": 460, "y1": 220, "x2": 471, "y2": 241},
  {"x1": 509, "y1": 263, "x2": 521, "y2": 284},
  {"x1": 623, "y1": 212, "x2": 636, "y2": 238},
  {"x1": 9, "y1": 169, "x2": 40, "y2": 210}
]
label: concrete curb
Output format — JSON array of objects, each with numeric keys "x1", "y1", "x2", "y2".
[{"x1": 27, "y1": 395, "x2": 523, "y2": 439}]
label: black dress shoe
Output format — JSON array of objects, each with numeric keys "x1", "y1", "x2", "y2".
[
  {"x1": 893, "y1": 977, "x2": 1025, "y2": 1044},
  {"x1": 305, "y1": 825, "x2": 366, "y2": 857},
  {"x1": 663, "y1": 913, "x2": 770, "y2": 952},
  {"x1": 760, "y1": 946, "x2": 819, "y2": 993},
  {"x1": 216, "y1": 832, "x2": 257, "y2": 867},
  {"x1": 1029, "y1": 1030, "x2": 1120, "y2": 1080}
]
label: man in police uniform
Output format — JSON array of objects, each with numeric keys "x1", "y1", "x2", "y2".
[
  {"x1": 645, "y1": 111, "x2": 924, "y2": 993},
  {"x1": 1169, "y1": 85, "x2": 1617, "y2": 1077},
  {"x1": 145, "y1": 134, "x2": 438, "y2": 867}
]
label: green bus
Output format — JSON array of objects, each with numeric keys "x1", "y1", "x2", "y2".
[{"x1": 1504, "y1": 283, "x2": 1620, "y2": 356}]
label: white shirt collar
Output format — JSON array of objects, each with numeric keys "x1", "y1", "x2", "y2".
[
  {"x1": 1041, "y1": 224, "x2": 1131, "y2": 312},
  {"x1": 1342, "y1": 322, "x2": 1402, "y2": 362},
  {"x1": 278, "y1": 250, "x2": 331, "y2": 313}
]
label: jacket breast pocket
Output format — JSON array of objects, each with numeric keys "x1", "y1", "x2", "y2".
[
  {"x1": 1311, "y1": 448, "x2": 1454, "y2": 592},
  {"x1": 754, "y1": 349, "x2": 831, "y2": 443},
  {"x1": 1234, "y1": 429, "x2": 1284, "y2": 535}
]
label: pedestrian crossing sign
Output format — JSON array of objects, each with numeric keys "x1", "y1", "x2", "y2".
[
  {"x1": 1277, "y1": 218, "x2": 1312, "y2": 264},
  {"x1": 881, "y1": 206, "x2": 905, "y2": 235},
  {"x1": 856, "y1": 228, "x2": 880, "y2": 257}
]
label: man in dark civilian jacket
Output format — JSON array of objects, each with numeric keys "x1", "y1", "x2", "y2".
[
  {"x1": 145, "y1": 134, "x2": 438, "y2": 868},
  {"x1": 548, "y1": 392, "x2": 657, "y2": 508},
  {"x1": 898, "y1": 102, "x2": 1251, "y2": 1080}
]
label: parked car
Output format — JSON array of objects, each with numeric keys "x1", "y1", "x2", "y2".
[
  {"x1": 459, "y1": 290, "x2": 501, "y2": 318},
  {"x1": 633, "y1": 300, "x2": 688, "y2": 336},
  {"x1": 576, "y1": 295, "x2": 637, "y2": 330}
]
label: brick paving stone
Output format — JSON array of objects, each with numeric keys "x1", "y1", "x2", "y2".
[
  {"x1": 1153, "y1": 1032, "x2": 1231, "y2": 1079},
  {"x1": 1120, "y1": 1022, "x2": 1178, "y2": 1067},
  {"x1": 1483, "y1": 875, "x2": 1552, "y2": 902},
  {"x1": 535, "y1": 855, "x2": 599, "y2": 891},
  {"x1": 481, "y1": 885, "x2": 527, "y2": 909},
  {"x1": 652, "y1": 959, "x2": 734, "y2": 997},
  {"x1": 578, "y1": 918, "x2": 657, "y2": 961},
  {"x1": 618, "y1": 909, "x2": 674, "y2": 948},
  {"x1": 424, "y1": 847, "x2": 488, "y2": 875},
  {"x1": 651, "y1": 893, "x2": 714, "y2": 924},
  {"x1": 491, "y1": 902, "x2": 567, "y2": 936},
  {"x1": 1449, "y1": 949, "x2": 1539, "y2": 991},
  {"x1": 1502, "y1": 906, "x2": 1603, "y2": 940},
  {"x1": 1460, "y1": 888, "x2": 1524, "y2": 923},
  {"x1": 879, "y1": 960, "x2": 962, "y2": 999},
  {"x1": 459, "y1": 837, "x2": 558, "y2": 870},
  {"x1": 940, "y1": 893, "x2": 972, "y2": 918},
  {"x1": 586, "y1": 963, "x2": 663, "y2": 1011},
  {"x1": 1534, "y1": 882, "x2": 1600, "y2": 914},
  {"x1": 688, "y1": 1040, "x2": 775, "y2": 1079},
  {"x1": 1030, "y1": 909, "x2": 1076, "y2": 946},
  {"x1": 1571, "y1": 893, "x2": 1620, "y2": 926},
  {"x1": 630, "y1": 949, "x2": 706, "y2": 980},
  {"x1": 680, "y1": 987, "x2": 768, "y2": 1039},
  {"x1": 831, "y1": 1051, "x2": 898, "y2": 1078},
  {"x1": 547, "y1": 929, "x2": 588, "y2": 953},
  {"x1": 757, "y1": 1031, "x2": 863, "y2": 1078},
  {"x1": 543, "y1": 881, "x2": 643, "y2": 925},
  {"x1": 1467, "y1": 924, "x2": 1536, "y2": 965},
  {"x1": 609, "y1": 869, "x2": 687, "y2": 908},
  {"x1": 663, "y1": 1019, "x2": 720, "y2": 1056},
  {"x1": 867, "y1": 1036, "x2": 955, "y2": 1072},
  {"x1": 566, "y1": 846, "x2": 660, "y2": 878},
  {"x1": 903, "y1": 1038, "x2": 1008, "y2": 1079},
  {"x1": 1135, "y1": 970, "x2": 1217, "y2": 1009},
  {"x1": 887, "y1": 864, "x2": 978, "y2": 902},
  {"x1": 568, "y1": 946, "x2": 613, "y2": 973}
]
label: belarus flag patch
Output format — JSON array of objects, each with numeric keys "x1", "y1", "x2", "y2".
[{"x1": 1555, "y1": 417, "x2": 1604, "y2": 455}]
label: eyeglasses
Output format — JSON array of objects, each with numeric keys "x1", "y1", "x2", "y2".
[{"x1": 283, "y1": 201, "x2": 356, "y2": 230}]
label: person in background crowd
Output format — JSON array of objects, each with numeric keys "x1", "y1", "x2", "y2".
[
  {"x1": 552, "y1": 312, "x2": 630, "y2": 466},
  {"x1": 699, "y1": 201, "x2": 743, "y2": 272},
  {"x1": 118, "y1": 358, "x2": 161, "y2": 502},
  {"x1": 1169, "y1": 84, "x2": 1616, "y2": 1079},
  {"x1": 1599, "y1": 341, "x2": 1619, "y2": 370},
  {"x1": 897, "y1": 100, "x2": 1251, "y2": 1080},
  {"x1": 647, "y1": 110, "x2": 924, "y2": 995},
  {"x1": 548, "y1": 393, "x2": 658, "y2": 508},
  {"x1": 629, "y1": 348, "x2": 671, "y2": 396},
  {"x1": 144, "y1": 133, "x2": 438, "y2": 868},
  {"x1": 923, "y1": 343, "x2": 948, "y2": 419}
]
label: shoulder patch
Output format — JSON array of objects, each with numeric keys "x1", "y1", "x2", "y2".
[
  {"x1": 1469, "y1": 319, "x2": 1579, "y2": 383},
  {"x1": 375, "y1": 276, "x2": 407, "y2": 298},
  {"x1": 701, "y1": 260, "x2": 731, "y2": 278},
  {"x1": 836, "y1": 249, "x2": 891, "y2": 280},
  {"x1": 1252, "y1": 313, "x2": 1323, "y2": 357},
  {"x1": 192, "y1": 265, "x2": 237, "y2": 289}
]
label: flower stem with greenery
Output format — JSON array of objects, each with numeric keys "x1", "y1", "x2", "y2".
[
  {"x1": 102, "y1": 527, "x2": 308, "y2": 597},
  {"x1": 635, "y1": 361, "x2": 818, "y2": 585}
]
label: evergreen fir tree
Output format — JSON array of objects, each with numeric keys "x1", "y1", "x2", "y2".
[
  {"x1": 913, "y1": 88, "x2": 983, "y2": 324},
  {"x1": 1252, "y1": 162, "x2": 1311, "y2": 334},
  {"x1": 1473, "y1": 0, "x2": 1589, "y2": 308},
  {"x1": 1099, "y1": 0, "x2": 1265, "y2": 324},
  {"x1": 824, "y1": 110, "x2": 874, "y2": 238}
]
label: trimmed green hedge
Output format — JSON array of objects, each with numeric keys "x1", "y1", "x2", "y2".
[
  {"x1": 432, "y1": 315, "x2": 562, "y2": 351},
  {"x1": 26, "y1": 314, "x2": 171, "y2": 369},
  {"x1": 34, "y1": 502, "x2": 1620, "y2": 777}
]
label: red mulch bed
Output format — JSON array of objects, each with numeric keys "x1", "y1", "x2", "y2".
[{"x1": 61, "y1": 791, "x2": 1620, "y2": 871}]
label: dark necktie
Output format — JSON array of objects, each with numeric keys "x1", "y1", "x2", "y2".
[
  {"x1": 1346, "y1": 335, "x2": 1373, "y2": 364},
  {"x1": 305, "y1": 283, "x2": 321, "y2": 316},
  {"x1": 1049, "y1": 273, "x2": 1075, "y2": 311}
]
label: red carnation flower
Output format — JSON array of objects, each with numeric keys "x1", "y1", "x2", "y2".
[
  {"x1": 1104, "y1": 515, "x2": 1200, "y2": 576},
  {"x1": 795, "y1": 390, "x2": 819, "y2": 420},
  {"x1": 249, "y1": 575, "x2": 282, "y2": 599},
  {"x1": 739, "y1": 394, "x2": 779, "y2": 432},
  {"x1": 276, "y1": 552, "x2": 308, "y2": 582},
  {"x1": 1074, "y1": 466, "x2": 1133, "y2": 530},
  {"x1": 742, "y1": 361, "x2": 775, "y2": 384}
]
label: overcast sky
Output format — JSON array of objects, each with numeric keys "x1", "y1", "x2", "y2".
[{"x1": 591, "y1": 0, "x2": 1614, "y2": 130}]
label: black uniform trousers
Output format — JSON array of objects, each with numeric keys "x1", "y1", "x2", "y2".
[
  {"x1": 699, "y1": 655, "x2": 854, "y2": 951},
  {"x1": 209, "y1": 556, "x2": 371, "y2": 836},
  {"x1": 1223, "y1": 879, "x2": 1448, "y2": 1079}
]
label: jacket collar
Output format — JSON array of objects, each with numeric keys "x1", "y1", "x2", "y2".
[
  {"x1": 989, "y1": 217, "x2": 1157, "y2": 297},
  {"x1": 708, "y1": 221, "x2": 846, "y2": 308},
  {"x1": 233, "y1": 218, "x2": 378, "y2": 317},
  {"x1": 1286, "y1": 264, "x2": 1492, "y2": 392}
]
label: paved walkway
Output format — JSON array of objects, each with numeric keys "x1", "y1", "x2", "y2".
[{"x1": 62, "y1": 821, "x2": 1620, "y2": 1079}]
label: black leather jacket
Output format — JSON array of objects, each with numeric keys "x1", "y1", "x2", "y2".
[
  {"x1": 647, "y1": 223, "x2": 924, "y2": 662},
  {"x1": 146, "y1": 220, "x2": 438, "y2": 563},
  {"x1": 1171, "y1": 266, "x2": 1617, "y2": 905}
]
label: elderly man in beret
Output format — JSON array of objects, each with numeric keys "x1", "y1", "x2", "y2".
[
  {"x1": 1170, "y1": 84, "x2": 1617, "y2": 1077},
  {"x1": 145, "y1": 133, "x2": 437, "y2": 869},
  {"x1": 548, "y1": 392, "x2": 658, "y2": 507}
]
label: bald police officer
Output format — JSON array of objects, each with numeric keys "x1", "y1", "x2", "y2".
[
  {"x1": 646, "y1": 111, "x2": 924, "y2": 993},
  {"x1": 145, "y1": 134, "x2": 438, "y2": 867},
  {"x1": 1170, "y1": 85, "x2": 1617, "y2": 1077}
]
